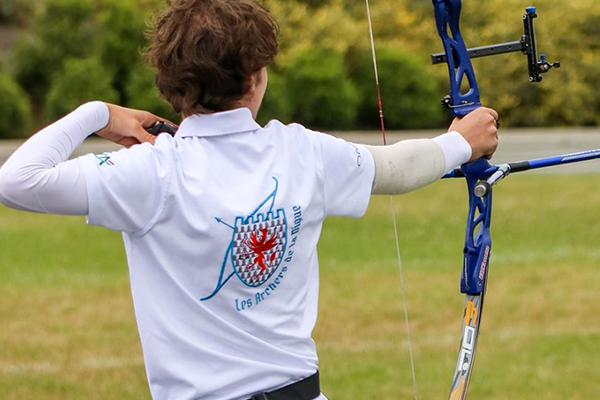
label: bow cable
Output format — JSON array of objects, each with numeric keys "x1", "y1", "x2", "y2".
[{"x1": 365, "y1": 2, "x2": 419, "y2": 399}]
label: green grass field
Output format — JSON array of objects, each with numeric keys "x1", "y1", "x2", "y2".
[{"x1": 1, "y1": 174, "x2": 599, "y2": 400}]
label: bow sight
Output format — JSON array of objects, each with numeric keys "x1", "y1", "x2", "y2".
[{"x1": 431, "y1": 6, "x2": 560, "y2": 113}]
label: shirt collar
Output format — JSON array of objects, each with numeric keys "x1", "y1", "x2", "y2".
[{"x1": 176, "y1": 108, "x2": 261, "y2": 138}]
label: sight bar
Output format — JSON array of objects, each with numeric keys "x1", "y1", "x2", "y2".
[{"x1": 431, "y1": 41, "x2": 524, "y2": 65}]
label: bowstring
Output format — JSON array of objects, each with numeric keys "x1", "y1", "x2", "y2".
[{"x1": 364, "y1": 2, "x2": 419, "y2": 399}]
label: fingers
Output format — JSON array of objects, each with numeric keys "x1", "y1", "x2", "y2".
[
  {"x1": 100, "y1": 105, "x2": 173, "y2": 146},
  {"x1": 136, "y1": 109, "x2": 179, "y2": 130},
  {"x1": 136, "y1": 110, "x2": 163, "y2": 130},
  {"x1": 115, "y1": 110, "x2": 158, "y2": 145},
  {"x1": 160, "y1": 118, "x2": 179, "y2": 130},
  {"x1": 449, "y1": 106, "x2": 500, "y2": 162},
  {"x1": 480, "y1": 107, "x2": 500, "y2": 131},
  {"x1": 117, "y1": 137, "x2": 141, "y2": 149},
  {"x1": 482, "y1": 107, "x2": 499, "y2": 121},
  {"x1": 131, "y1": 125, "x2": 157, "y2": 145},
  {"x1": 480, "y1": 108, "x2": 499, "y2": 160},
  {"x1": 139, "y1": 112, "x2": 179, "y2": 139}
]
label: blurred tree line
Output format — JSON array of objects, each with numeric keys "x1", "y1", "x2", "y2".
[{"x1": 0, "y1": 0, "x2": 599, "y2": 139}]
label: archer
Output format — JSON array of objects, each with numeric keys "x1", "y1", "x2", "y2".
[{"x1": 0, "y1": 0, "x2": 498, "y2": 399}]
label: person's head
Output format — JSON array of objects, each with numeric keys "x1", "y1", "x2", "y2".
[{"x1": 145, "y1": 0, "x2": 279, "y2": 118}]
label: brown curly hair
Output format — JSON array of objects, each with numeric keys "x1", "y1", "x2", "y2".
[{"x1": 144, "y1": 0, "x2": 279, "y2": 116}]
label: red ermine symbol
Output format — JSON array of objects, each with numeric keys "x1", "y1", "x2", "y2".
[{"x1": 243, "y1": 228, "x2": 278, "y2": 280}]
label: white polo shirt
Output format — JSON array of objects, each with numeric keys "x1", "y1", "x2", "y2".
[{"x1": 78, "y1": 108, "x2": 375, "y2": 400}]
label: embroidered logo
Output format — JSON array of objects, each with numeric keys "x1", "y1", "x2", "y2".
[
  {"x1": 201, "y1": 177, "x2": 288, "y2": 301},
  {"x1": 233, "y1": 211, "x2": 286, "y2": 287},
  {"x1": 94, "y1": 153, "x2": 114, "y2": 166}
]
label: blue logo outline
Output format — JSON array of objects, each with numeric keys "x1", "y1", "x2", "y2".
[{"x1": 200, "y1": 177, "x2": 287, "y2": 301}]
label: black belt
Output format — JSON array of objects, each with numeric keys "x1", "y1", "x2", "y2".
[{"x1": 249, "y1": 372, "x2": 320, "y2": 400}]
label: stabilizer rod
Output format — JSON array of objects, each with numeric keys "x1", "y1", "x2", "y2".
[{"x1": 445, "y1": 149, "x2": 600, "y2": 197}]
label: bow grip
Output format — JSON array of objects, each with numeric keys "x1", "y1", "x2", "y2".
[
  {"x1": 460, "y1": 159, "x2": 496, "y2": 295},
  {"x1": 432, "y1": 0, "x2": 481, "y2": 117}
]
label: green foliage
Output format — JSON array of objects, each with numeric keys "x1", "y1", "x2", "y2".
[
  {"x1": 418, "y1": 0, "x2": 600, "y2": 128},
  {"x1": 0, "y1": 0, "x2": 18, "y2": 22},
  {"x1": 12, "y1": 0, "x2": 151, "y2": 113},
  {"x1": 8, "y1": 0, "x2": 600, "y2": 129},
  {"x1": 96, "y1": 0, "x2": 149, "y2": 104},
  {"x1": 284, "y1": 49, "x2": 359, "y2": 129},
  {"x1": 0, "y1": 72, "x2": 31, "y2": 138},
  {"x1": 291, "y1": 0, "x2": 332, "y2": 9},
  {"x1": 257, "y1": 69, "x2": 293, "y2": 126},
  {"x1": 350, "y1": 47, "x2": 444, "y2": 129},
  {"x1": 0, "y1": 0, "x2": 36, "y2": 25},
  {"x1": 266, "y1": 0, "x2": 600, "y2": 128},
  {"x1": 125, "y1": 63, "x2": 179, "y2": 123},
  {"x1": 45, "y1": 57, "x2": 119, "y2": 120},
  {"x1": 13, "y1": 0, "x2": 95, "y2": 103}
]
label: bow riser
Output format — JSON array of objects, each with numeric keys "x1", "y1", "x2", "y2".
[
  {"x1": 432, "y1": 0, "x2": 481, "y2": 117},
  {"x1": 461, "y1": 159, "x2": 494, "y2": 295}
]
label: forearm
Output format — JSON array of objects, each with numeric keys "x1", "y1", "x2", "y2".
[
  {"x1": 365, "y1": 131, "x2": 471, "y2": 195},
  {"x1": 0, "y1": 102, "x2": 109, "y2": 215}
]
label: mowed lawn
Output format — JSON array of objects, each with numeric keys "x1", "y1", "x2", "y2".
[{"x1": 1, "y1": 174, "x2": 599, "y2": 400}]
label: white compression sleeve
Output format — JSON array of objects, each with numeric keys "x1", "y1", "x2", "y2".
[
  {"x1": 364, "y1": 131, "x2": 472, "y2": 195},
  {"x1": 0, "y1": 102, "x2": 109, "y2": 215}
]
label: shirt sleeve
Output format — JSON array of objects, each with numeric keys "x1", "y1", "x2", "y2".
[
  {"x1": 432, "y1": 130, "x2": 472, "y2": 173},
  {"x1": 309, "y1": 130, "x2": 375, "y2": 218},
  {"x1": 78, "y1": 134, "x2": 174, "y2": 235},
  {"x1": 0, "y1": 101, "x2": 109, "y2": 215}
]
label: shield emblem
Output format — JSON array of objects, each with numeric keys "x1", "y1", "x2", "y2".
[{"x1": 231, "y1": 209, "x2": 287, "y2": 287}]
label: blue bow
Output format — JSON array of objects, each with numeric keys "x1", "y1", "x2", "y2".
[{"x1": 431, "y1": 2, "x2": 560, "y2": 399}]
